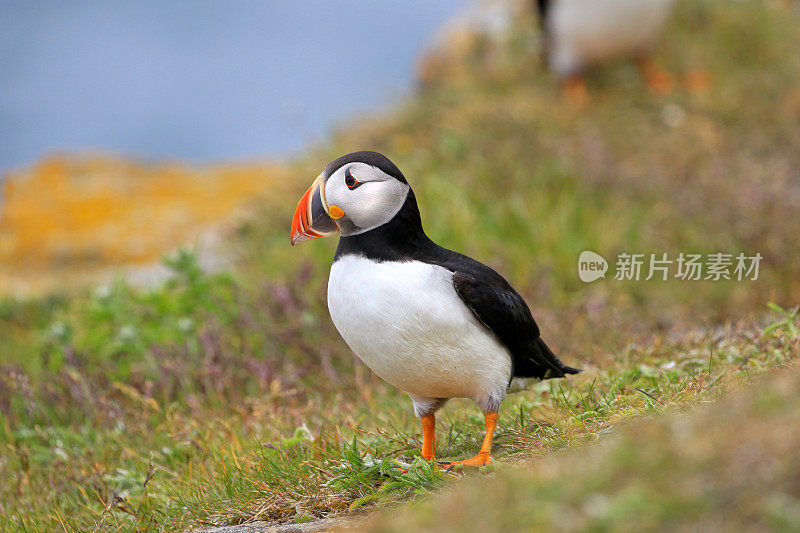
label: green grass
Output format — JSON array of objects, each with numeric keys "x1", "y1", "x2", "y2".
[
  {"x1": 1, "y1": 0, "x2": 800, "y2": 530},
  {"x1": 2, "y1": 260, "x2": 796, "y2": 531},
  {"x1": 364, "y1": 337, "x2": 800, "y2": 532}
]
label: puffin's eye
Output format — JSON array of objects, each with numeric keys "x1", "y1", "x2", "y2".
[{"x1": 345, "y1": 169, "x2": 362, "y2": 190}]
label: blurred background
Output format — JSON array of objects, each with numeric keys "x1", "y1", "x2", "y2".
[
  {"x1": 0, "y1": 0, "x2": 464, "y2": 292},
  {"x1": 1, "y1": 0, "x2": 799, "y2": 531},
  {"x1": 0, "y1": 1, "x2": 463, "y2": 168}
]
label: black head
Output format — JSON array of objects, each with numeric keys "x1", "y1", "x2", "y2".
[
  {"x1": 322, "y1": 151, "x2": 408, "y2": 184},
  {"x1": 291, "y1": 151, "x2": 417, "y2": 244}
]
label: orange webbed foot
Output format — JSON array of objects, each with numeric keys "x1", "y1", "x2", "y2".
[
  {"x1": 439, "y1": 452, "x2": 492, "y2": 469},
  {"x1": 439, "y1": 412, "x2": 498, "y2": 470}
]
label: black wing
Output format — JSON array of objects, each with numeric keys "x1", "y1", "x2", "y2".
[
  {"x1": 450, "y1": 265, "x2": 580, "y2": 381},
  {"x1": 333, "y1": 203, "x2": 581, "y2": 381}
]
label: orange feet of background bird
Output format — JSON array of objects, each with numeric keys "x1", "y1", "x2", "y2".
[
  {"x1": 636, "y1": 56, "x2": 674, "y2": 94},
  {"x1": 563, "y1": 75, "x2": 588, "y2": 105},
  {"x1": 437, "y1": 412, "x2": 498, "y2": 469}
]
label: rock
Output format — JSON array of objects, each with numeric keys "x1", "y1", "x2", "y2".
[
  {"x1": 415, "y1": 0, "x2": 521, "y2": 88},
  {"x1": 189, "y1": 516, "x2": 365, "y2": 533}
]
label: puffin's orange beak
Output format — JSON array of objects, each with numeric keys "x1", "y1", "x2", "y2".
[{"x1": 290, "y1": 176, "x2": 339, "y2": 245}]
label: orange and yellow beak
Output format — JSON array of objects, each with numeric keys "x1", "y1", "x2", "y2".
[{"x1": 290, "y1": 176, "x2": 340, "y2": 245}]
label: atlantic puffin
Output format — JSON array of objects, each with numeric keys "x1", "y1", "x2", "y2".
[
  {"x1": 290, "y1": 151, "x2": 580, "y2": 467},
  {"x1": 535, "y1": 0, "x2": 675, "y2": 98}
]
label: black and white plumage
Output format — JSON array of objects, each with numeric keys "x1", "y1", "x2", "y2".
[
  {"x1": 536, "y1": 0, "x2": 674, "y2": 78},
  {"x1": 291, "y1": 151, "x2": 580, "y2": 465}
]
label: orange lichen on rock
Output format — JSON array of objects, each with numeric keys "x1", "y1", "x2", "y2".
[{"x1": 0, "y1": 154, "x2": 288, "y2": 293}]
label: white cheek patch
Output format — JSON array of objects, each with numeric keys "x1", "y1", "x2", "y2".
[
  {"x1": 345, "y1": 181, "x2": 409, "y2": 234},
  {"x1": 324, "y1": 163, "x2": 410, "y2": 236}
]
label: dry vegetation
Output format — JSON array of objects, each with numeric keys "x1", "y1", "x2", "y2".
[{"x1": 0, "y1": 155, "x2": 289, "y2": 295}]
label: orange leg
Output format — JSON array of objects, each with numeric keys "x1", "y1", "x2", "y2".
[
  {"x1": 563, "y1": 75, "x2": 588, "y2": 105},
  {"x1": 636, "y1": 56, "x2": 674, "y2": 94},
  {"x1": 440, "y1": 412, "x2": 498, "y2": 468},
  {"x1": 682, "y1": 69, "x2": 713, "y2": 93},
  {"x1": 420, "y1": 413, "x2": 436, "y2": 461}
]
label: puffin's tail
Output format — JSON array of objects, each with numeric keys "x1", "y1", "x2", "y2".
[{"x1": 535, "y1": 337, "x2": 582, "y2": 379}]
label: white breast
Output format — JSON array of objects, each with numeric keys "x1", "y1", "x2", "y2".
[
  {"x1": 547, "y1": 0, "x2": 674, "y2": 77},
  {"x1": 327, "y1": 255, "x2": 512, "y2": 409}
]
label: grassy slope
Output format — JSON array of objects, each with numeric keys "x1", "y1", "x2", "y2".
[
  {"x1": 1, "y1": 0, "x2": 799, "y2": 530},
  {"x1": 366, "y1": 357, "x2": 800, "y2": 533}
]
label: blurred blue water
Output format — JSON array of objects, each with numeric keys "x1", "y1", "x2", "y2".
[{"x1": 0, "y1": 1, "x2": 464, "y2": 172}]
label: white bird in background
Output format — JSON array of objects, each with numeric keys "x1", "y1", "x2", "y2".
[{"x1": 535, "y1": 0, "x2": 676, "y2": 100}]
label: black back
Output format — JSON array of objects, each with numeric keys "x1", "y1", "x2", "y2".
[
  {"x1": 335, "y1": 189, "x2": 580, "y2": 381},
  {"x1": 535, "y1": 0, "x2": 550, "y2": 22},
  {"x1": 534, "y1": 0, "x2": 553, "y2": 62}
]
